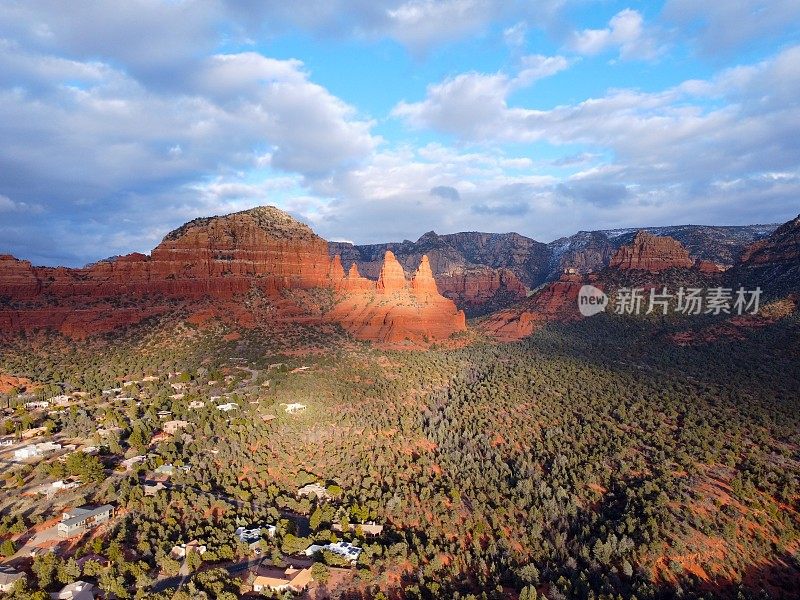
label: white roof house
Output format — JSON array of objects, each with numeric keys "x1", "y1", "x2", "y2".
[
  {"x1": 304, "y1": 541, "x2": 363, "y2": 564},
  {"x1": 217, "y1": 403, "x2": 238, "y2": 412},
  {"x1": 57, "y1": 505, "x2": 113, "y2": 538},
  {"x1": 51, "y1": 580, "x2": 97, "y2": 600},
  {"x1": 25, "y1": 400, "x2": 50, "y2": 410},
  {"x1": 283, "y1": 403, "x2": 307, "y2": 414},
  {"x1": 235, "y1": 525, "x2": 276, "y2": 543},
  {"x1": 14, "y1": 442, "x2": 61, "y2": 460}
]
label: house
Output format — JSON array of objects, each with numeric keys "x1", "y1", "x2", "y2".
[
  {"x1": 188, "y1": 400, "x2": 205, "y2": 409},
  {"x1": 169, "y1": 393, "x2": 185, "y2": 400},
  {"x1": 163, "y1": 420, "x2": 189, "y2": 435},
  {"x1": 149, "y1": 432, "x2": 172, "y2": 445},
  {"x1": 235, "y1": 525, "x2": 276, "y2": 543},
  {"x1": 156, "y1": 410, "x2": 172, "y2": 419},
  {"x1": 14, "y1": 441, "x2": 61, "y2": 460},
  {"x1": 284, "y1": 403, "x2": 306, "y2": 414},
  {"x1": 0, "y1": 437, "x2": 14, "y2": 447},
  {"x1": 252, "y1": 567, "x2": 312, "y2": 593},
  {"x1": 20, "y1": 426, "x2": 47, "y2": 439},
  {"x1": 170, "y1": 540, "x2": 207, "y2": 559},
  {"x1": 25, "y1": 400, "x2": 50, "y2": 410},
  {"x1": 0, "y1": 566, "x2": 25, "y2": 593},
  {"x1": 50, "y1": 580, "x2": 97, "y2": 600},
  {"x1": 334, "y1": 522, "x2": 384, "y2": 536},
  {"x1": 80, "y1": 446, "x2": 99, "y2": 455},
  {"x1": 170, "y1": 383, "x2": 188, "y2": 391},
  {"x1": 49, "y1": 395, "x2": 73, "y2": 406},
  {"x1": 52, "y1": 479, "x2": 80, "y2": 491},
  {"x1": 57, "y1": 505, "x2": 113, "y2": 538},
  {"x1": 120, "y1": 455, "x2": 146, "y2": 470},
  {"x1": 297, "y1": 483, "x2": 331, "y2": 500},
  {"x1": 217, "y1": 403, "x2": 238, "y2": 412},
  {"x1": 143, "y1": 482, "x2": 167, "y2": 496},
  {"x1": 304, "y1": 541, "x2": 362, "y2": 564},
  {"x1": 154, "y1": 464, "x2": 175, "y2": 477}
]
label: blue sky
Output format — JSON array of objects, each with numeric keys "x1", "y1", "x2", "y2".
[{"x1": 0, "y1": 1, "x2": 799, "y2": 266}]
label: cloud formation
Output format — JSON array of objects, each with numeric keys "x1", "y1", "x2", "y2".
[
  {"x1": 0, "y1": 1, "x2": 797, "y2": 265},
  {"x1": 568, "y1": 9, "x2": 661, "y2": 60}
]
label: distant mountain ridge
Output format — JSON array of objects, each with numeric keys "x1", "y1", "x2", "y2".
[
  {"x1": 331, "y1": 223, "x2": 778, "y2": 315},
  {"x1": 479, "y1": 218, "x2": 799, "y2": 341}
]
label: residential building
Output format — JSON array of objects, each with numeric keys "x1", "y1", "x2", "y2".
[
  {"x1": 49, "y1": 395, "x2": 73, "y2": 406},
  {"x1": 50, "y1": 580, "x2": 97, "y2": 600},
  {"x1": 297, "y1": 483, "x2": 331, "y2": 500},
  {"x1": 0, "y1": 566, "x2": 25, "y2": 593},
  {"x1": 284, "y1": 403, "x2": 306, "y2": 414},
  {"x1": 170, "y1": 540, "x2": 207, "y2": 559},
  {"x1": 188, "y1": 400, "x2": 205, "y2": 408},
  {"x1": 120, "y1": 455, "x2": 146, "y2": 470},
  {"x1": 14, "y1": 441, "x2": 61, "y2": 460},
  {"x1": 235, "y1": 525, "x2": 276, "y2": 543},
  {"x1": 20, "y1": 426, "x2": 47, "y2": 439},
  {"x1": 76, "y1": 555, "x2": 111, "y2": 570},
  {"x1": 217, "y1": 403, "x2": 238, "y2": 412},
  {"x1": 163, "y1": 420, "x2": 189, "y2": 435},
  {"x1": 143, "y1": 482, "x2": 167, "y2": 496},
  {"x1": 57, "y1": 505, "x2": 113, "y2": 538},
  {"x1": 333, "y1": 521, "x2": 384, "y2": 536},
  {"x1": 252, "y1": 567, "x2": 312, "y2": 593},
  {"x1": 25, "y1": 400, "x2": 50, "y2": 410},
  {"x1": 52, "y1": 480, "x2": 80, "y2": 491},
  {"x1": 154, "y1": 464, "x2": 175, "y2": 476},
  {"x1": 304, "y1": 541, "x2": 362, "y2": 564}
]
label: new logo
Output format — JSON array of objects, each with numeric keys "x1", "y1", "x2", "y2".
[{"x1": 577, "y1": 285, "x2": 608, "y2": 317}]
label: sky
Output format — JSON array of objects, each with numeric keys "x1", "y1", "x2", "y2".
[{"x1": 1, "y1": 1, "x2": 799, "y2": 266}]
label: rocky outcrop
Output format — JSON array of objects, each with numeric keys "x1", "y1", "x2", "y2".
[
  {"x1": 435, "y1": 268, "x2": 527, "y2": 315},
  {"x1": 328, "y1": 251, "x2": 466, "y2": 344},
  {"x1": 0, "y1": 207, "x2": 465, "y2": 344},
  {"x1": 479, "y1": 272, "x2": 587, "y2": 341},
  {"x1": 730, "y1": 214, "x2": 800, "y2": 296},
  {"x1": 332, "y1": 225, "x2": 774, "y2": 314},
  {"x1": 608, "y1": 231, "x2": 694, "y2": 272}
]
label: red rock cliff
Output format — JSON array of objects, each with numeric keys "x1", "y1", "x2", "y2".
[
  {"x1": 479, "y1": 272, "x2": 586, "y2": 341},
  {"x1": 608, "y1": 231, "x2": 694, "y2": 272},
  {"x1": 328, "y1": 251, "x2": 466, "y2": 344},
  {"x1": 0, "y1": 207, "x2": 466, "y2": 343}
]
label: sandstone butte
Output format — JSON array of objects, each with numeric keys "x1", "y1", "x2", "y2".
[
  {"x1": 608, "y1": 230, "x2": 695, "y2": 272},
  {"x1": 0, "y1": 206, "x2": 466, "y2": 344}
]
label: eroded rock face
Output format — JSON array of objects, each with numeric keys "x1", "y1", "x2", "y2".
[
  {"x1": 479, "y1": 272, "x2": 586, "y2": 341},
  {"x1": 609, "y1": 231, "x2": 695, "y2": 272},
  {"x1": 436, "y1": 268, "x2": 527, "y2": 316},
  {"x1": 328, "y1": 251, "x2": 466, "y2": 344},
  {"x1": 731, "y1": 214, "x2": 800, "y2": 295},
  {"x1": 0, "y1": 207, "x2": 466, "y2": 344}
]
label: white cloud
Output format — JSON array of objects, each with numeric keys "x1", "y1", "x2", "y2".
[
  {"x1": 569, "y1": 9, "x2": 661, "y2": 60},
  {"x1": 392, "y1": 55, "x2": 570, "y2": 138},
  {"x1": 0, "y1": 194, "x2": 43, "y2": 214}
]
